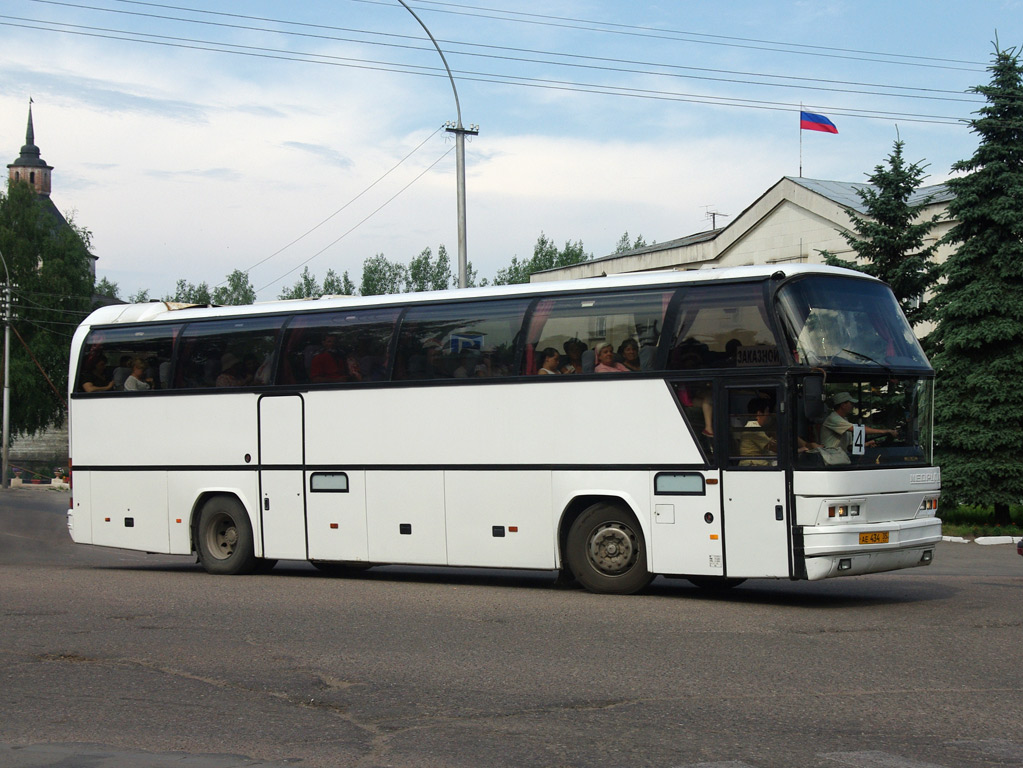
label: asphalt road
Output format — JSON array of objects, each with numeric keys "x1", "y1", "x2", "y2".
[{"x1": 1, "y1": 489, "x2": 1020, "y2": 768}]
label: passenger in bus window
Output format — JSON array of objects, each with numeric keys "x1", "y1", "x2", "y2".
[
  {"x1": 82, "y1": 355, "x2": 115, "y2": 393},
  {"x1": 309, "y1": 334, "x2": 348, "y2": 383},
  {"x1": 112, "y1": 355, "x2": 132, "y2": 390},
  {"x1": 738, "y1": 397, "x2": 777, "y2": 466},
  {"x1": 617, "y1": 339, "x2": 641, "y2": 371},
  {"x1": 676, "y1": 383, "x2": 714, "y2": 437},
  {"x1": 216, "y1": 353, "x2": 250, "y2": 387},
  {"x1": 123, "y1": 358, "x2": 153, "y2": 392},
  {"x1": 594, "y1": 342, "x2": 629, "y2": 373},
  {"x1": 537, "y1": 348, "x2": 561, "y2": 375},
  {"x1": 561, "y1": 338, "x2": 586, "y2": 374}
]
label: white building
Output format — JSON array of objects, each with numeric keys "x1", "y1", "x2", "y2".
[{"x1": 531, "y1": 176, "x2": 954, "y2": 282}]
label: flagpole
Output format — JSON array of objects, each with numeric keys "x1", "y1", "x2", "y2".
[{"x1": 799, "y1": 104, "x2": 803, "y2": 177}]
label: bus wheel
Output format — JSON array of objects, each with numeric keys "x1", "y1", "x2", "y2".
[
  {"x1": 567, "y1": 502, "x2": 652, "y2": 595},
  {"x1": 687, "y1": 576, "x2": 746, "y2": 590},
  {"x1": 196, "y1": 496, "x2": 257, "y2": 575}
]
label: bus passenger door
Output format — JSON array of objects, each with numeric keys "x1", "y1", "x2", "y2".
[
  {"x1": 719, "y1": 384, "x2": 791, "y2": 579},
  {"x1": 258, "y1": 394, "x2": 307, "y2": 560}
]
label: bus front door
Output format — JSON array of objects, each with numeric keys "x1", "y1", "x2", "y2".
[
  {"x1": 257, "y1": 394, "x2": 308, "y2": 560},
  {"x1": 719, "y1": 384, "x2": 791, "y2": 579}
]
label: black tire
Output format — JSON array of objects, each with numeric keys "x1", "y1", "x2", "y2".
[
  {"x1": 566, "y1": 502, "x2": 652, "y2": 595},
  {"x1": 687, "y1": 576, "x2": 746, "y2": 590},
  {"x1": 311, "y1": 561, "x2": 373, "y2": 577},
  {"x1": 196, "y1": 496, "x2": 257, "y2": 575}
]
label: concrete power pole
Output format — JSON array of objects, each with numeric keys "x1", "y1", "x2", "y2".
[{"x1": 1, "y1": 249, "x2": 12, "y2": 490}]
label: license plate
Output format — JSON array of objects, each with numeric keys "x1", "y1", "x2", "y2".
[{"x1": 859, "y1": 531, "x2": 890, "y2": 545}]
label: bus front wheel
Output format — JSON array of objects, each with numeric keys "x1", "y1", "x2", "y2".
[
  {"x1": 196, "y1": 496, "x2": 257, "y2": 575},
  {"x1": 567, "y1": 502, "x2": 652, "y2": 595}
]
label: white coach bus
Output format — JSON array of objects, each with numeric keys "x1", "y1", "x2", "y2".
[{"x1": 67, "y1": 265, "x2": 941, "y2": 594}]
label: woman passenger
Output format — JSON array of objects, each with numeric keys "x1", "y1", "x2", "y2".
[
  {"x1": 561, "y1": 338, "x2": 586, "y2": 374},
  {"x1": 618, "y1": 338, "x2": 641, "y2": 371},
  {"x1": 594, "y1": 342, "x2": 629, "y2": 373}
]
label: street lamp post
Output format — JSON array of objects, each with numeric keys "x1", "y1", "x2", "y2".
[
  {"x1": 397, "y1": 1, "x2": 478, "y2": 289},
  {"x1": 1, "y1": 248, "x2": 11, "y2": 489}
]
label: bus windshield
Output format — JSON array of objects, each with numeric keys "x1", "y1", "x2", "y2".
[
  {"x1": 796, "y1": 375, "x2": 934, "y2": 468},
  {"x1": 776, "y1": 276, "x2": 930, "y2": 372}
]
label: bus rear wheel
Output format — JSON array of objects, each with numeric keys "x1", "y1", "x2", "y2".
[
  {"x1": 566, "y1": 502, "x2": 652, "y2": 595},
  {"x1": 196, "y1": 496, "x2": 257, "y2": 575}
]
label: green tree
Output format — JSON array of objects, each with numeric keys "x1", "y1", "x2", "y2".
[
  {"x1": 360, "y1": 254, "x2": 407, "y2": 296},
  {"x1": 0, "y1": 180, "x2": 94, "y2": 437},
  {"x1": 164, "y1": 279, "x2": 212, "y2": 304},
  {"x1": 322, "y1": 268, "x2": 356, "y2": 296},
  {"x1": 614, "y1": 231, "x2": 647, "y2": 253},
  {"x1": 493, "y1": 232, "x2": 590, "y2": 285},
  {"x1": 212, "y1": 270, "x2": 256, "y2": 306},
  {"x1": 819, "y1": 139, "x2": 941, "y2": 326},
  {"x1": 278, "y1": 266, "x2": 321, "y2": 300},
  {"x1": 930, "y1": 45, "x2": 1023, "y2": 524},
  {"x1": 407, "y1": 245, "x2": 453, "y2": 292},
  {"x1": 94, "y1": 276, "x2": 120, "y2": 300},
  {"x1": 128, "y1": 288, "x2": 150, "y2": 303}
]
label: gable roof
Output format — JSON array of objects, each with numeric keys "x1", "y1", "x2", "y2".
[{"x1": 787, "y1": 176, "x2": 953, "y2": 214}]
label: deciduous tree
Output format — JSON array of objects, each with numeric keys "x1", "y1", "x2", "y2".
[{"x1": 0, "y1": 180, "x2": 94, "y2": 437}]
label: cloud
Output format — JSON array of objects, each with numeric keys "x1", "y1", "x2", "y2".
[{"x1": 281, "y1": 141, "x2": 354, "y2": 169}]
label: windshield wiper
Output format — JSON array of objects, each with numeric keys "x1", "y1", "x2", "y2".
[{"x1": 841, "y1": 347, "x2": 894, "y2": 373}]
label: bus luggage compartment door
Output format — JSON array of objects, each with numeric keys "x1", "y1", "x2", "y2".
[
  {"x1": 721, "y1": 470, "x2": 790, "y2": 578},
  {"x1": 258, "y1": 394, "x2": 307, "y2": 560}
]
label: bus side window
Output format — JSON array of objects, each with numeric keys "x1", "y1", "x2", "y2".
[
  {"x1": 173, "y1": 316, "x2": 282, "y2": 389},
  {"x1": 75, "y1": 325, "x2": 179, "y2": 392},
  {"x1": 668, "y1": 283, "x2": 781, "y2": 371},
  {"x1": 280, "y1": 308, "x2": 401, "y2": 386},
  {"x1": 393, "y1": 299, "x2": 530, "y2": 381},
  {"x1": 522, "y1": 290, "x2": 673, "y2": 375}
]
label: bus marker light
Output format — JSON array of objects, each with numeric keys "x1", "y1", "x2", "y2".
[
  {"x1": 176, "y1": 519, "x2": 182, "y2": 524},
  {"x1": 838, "y1": 558, "x2": 852, "y2": 571},
  {"x1": 330, "y1": 523, "x2": 339, "y2": 529},
  {"x1": 104, "y1": 517, "x2": 110, "y2": 522},
  {"x1": 710, "y1": 534, "x2": 718, "y2": 540},
  {"x1": 509, "y1": 526, "x2": 518, "y2": 533},
  {"x1": 828, "y1": 506, "x2": 836, "y2": 518}
]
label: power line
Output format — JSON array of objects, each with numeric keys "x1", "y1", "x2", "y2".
[
  {"x1": 255, "y1": 146, "x2": 454, "y2": 296},
  {"x1": 23, "y1": 0, "x2": 986, "y2": 103},
  {"x1": 351, "y1": 0, "x2": 987, "y2": 71},
  {"x1": 234, "y1": 125, "x2": 444, "y2": 280},
  {"x1": 0, "y1": 17, "x2": 971, "y2": 124}
]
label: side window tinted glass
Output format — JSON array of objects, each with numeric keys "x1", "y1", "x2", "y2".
[
  {"x1": 394, "y1": 299, "x2": 529, "y2": 381},
  {"x1": 280, "y1": 308, "x2": 400, "y2": 385},
  {"x1": 523, "y1": 290, "x2": 673, "y2": 375},
  {"x1": 77, "y1": 325, "x2": 179, "y2": 393},
  {"x1": 728, "y1": 387, "x2": 780, "y2": 467},
  {"x1": 668, "y1": 284, "x2": 780, "y2": 370},
  {"x1": 174, "y1": 316, "x2": 283, "y2": 389}
]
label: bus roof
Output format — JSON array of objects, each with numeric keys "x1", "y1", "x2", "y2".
[{"x1": 80, "y1": 263, "x2": 876, "y2": 328}]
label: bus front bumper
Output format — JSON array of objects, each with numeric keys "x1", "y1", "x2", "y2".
[{"x1": 802, "y1": 517, "x2": 942, "y2": 580}]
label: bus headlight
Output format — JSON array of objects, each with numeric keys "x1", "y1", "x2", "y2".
[
  {"x1": 828, "y1": 503, "x2": 860, "y2": 518},
  {"x1": 916, "y1": 498, "x2": 939, "y2": 518}
]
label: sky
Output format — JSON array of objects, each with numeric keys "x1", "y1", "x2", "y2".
[{"x1": 2, "y1": 0, "x2": 1022, "y2": 301}]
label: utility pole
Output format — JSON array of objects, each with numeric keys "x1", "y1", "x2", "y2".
[
  {"x1": 397, "y1": 0, "x2": 478, "y2": 289},
  {"x1": 1, "y1": 249, "x2": 13, "y2": 490}
]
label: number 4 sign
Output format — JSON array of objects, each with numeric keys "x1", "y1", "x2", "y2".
[{"x1": 851, "y1": 424, "x2": 866, "y2": 455}]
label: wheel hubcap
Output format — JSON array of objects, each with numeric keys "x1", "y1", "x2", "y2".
[
  {"x1": 587, "y1": 523, "x2": 637, "y2": 576},
  {"x1": 207, "y1": 513, "x2": 237, "y2": 560}
]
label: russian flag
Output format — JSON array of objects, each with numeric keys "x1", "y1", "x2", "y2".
[{"x1": 800, "y1": 111, "x2": 838, "y2": 134}]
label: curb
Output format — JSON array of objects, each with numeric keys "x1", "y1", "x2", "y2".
[{"x1": 942, "y1": 535, "x2": 1021, "y2": 545}]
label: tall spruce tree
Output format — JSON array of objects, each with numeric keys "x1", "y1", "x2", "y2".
[
  {"x1": 930, "y1": 45, "x2": 1023, "y2": 524},
  {"x1": 820, "y1": 139, "x2": 940, "y2": 327}
]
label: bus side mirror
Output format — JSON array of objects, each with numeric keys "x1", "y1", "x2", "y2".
[{"x1": 803, "y1": 376, "x2": 828, "y2": 422}]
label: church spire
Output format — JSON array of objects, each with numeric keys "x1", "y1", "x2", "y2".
[{"x1": 8, "y1": 99, "x2": 53, "y2": 196}]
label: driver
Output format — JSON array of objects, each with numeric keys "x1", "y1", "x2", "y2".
[{"x1": 821, "y1": 392, "x2": 898, "y2": 453}]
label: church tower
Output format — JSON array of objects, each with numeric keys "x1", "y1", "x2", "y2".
[{"x1": 8, "y1": 102, "x2": 53, "y2": 196}]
